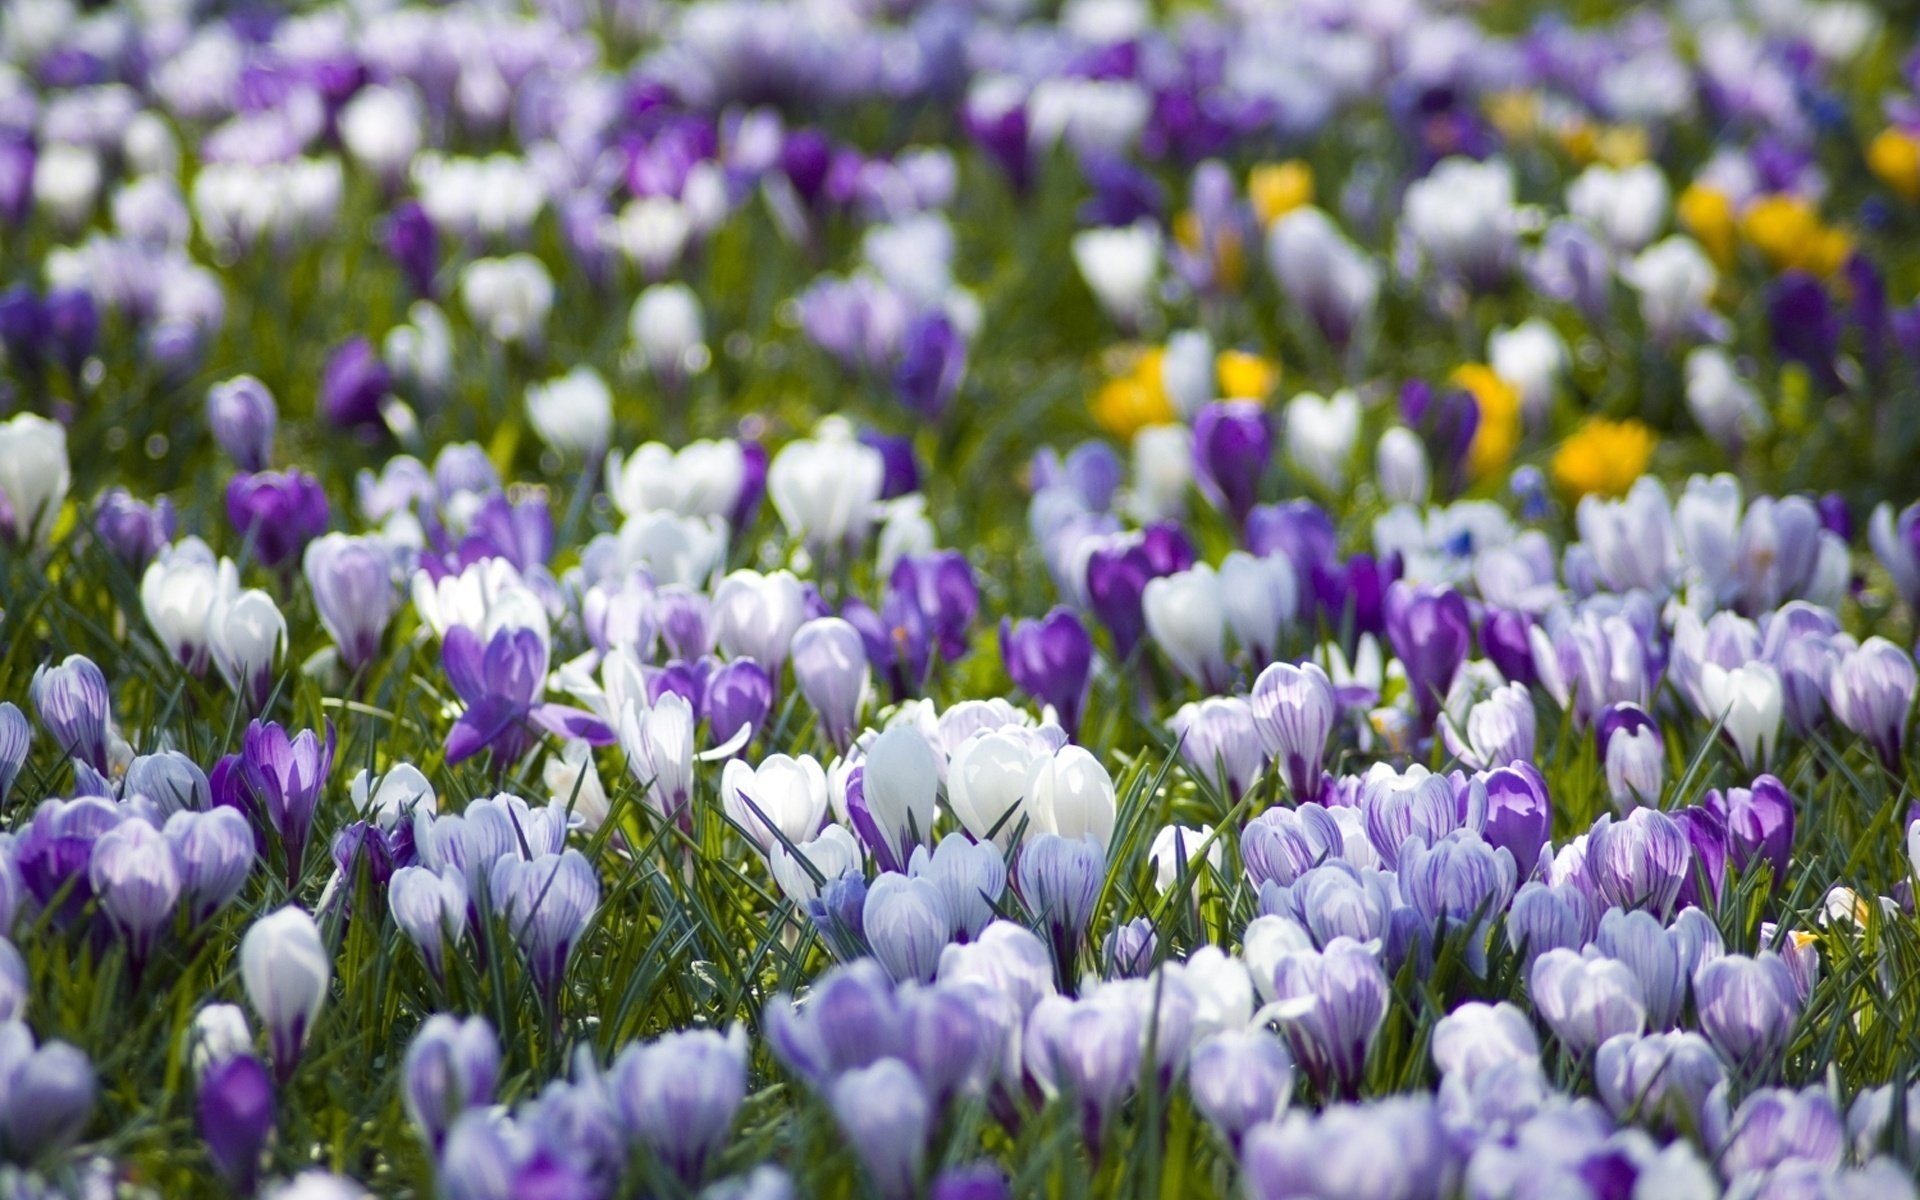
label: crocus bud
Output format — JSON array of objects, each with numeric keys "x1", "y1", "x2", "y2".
[
  {"x1": 612, "y1": 1025, "x2": 748, "y2": 1184},
  {"x1": 1374, "y1": 427, "x2": 1430, "y2": 505},
  {"x1": 629, "y1": 283, "x2": 707, "y2": 386},
  {"x1": 1705, "y1": 775, "x2": 1796, "y2": 886},
  {"x1": 526, "y1": 366, "x2": 614, "y2": 461},
  {"x1": 1142, "y1": 564, "x2": 1230, "y2": 692},
  {"x1": 320, "y1": 338, "x2": 391, "y2": 431},
  {"x1": 1189, "y1": 1029, "x2": 1294, "y2": 1148},
  {"x1": 207, "y1": 377, "x2": 277, "y2": 471},
  {"x1": 791, "y1": 618, "x2": 870, "y2": 752},
  {"x1": 211, "y1": 588, "x2": 288, "y2": 711},
  {"x1": 165, "y1": 808, "x2": 258, "y2": 924},
  {"x1": 864, "y1": 873, "x2": 952, "y2": 984},
  {"x1": 489, "y1": 850, "x2": 598, "y2": 1007},
  {"x1": 1283, "y1": 390, "x2": 1360, "y2": 493},
  {"x1": 199, "y1": 1052, "x2": 274, "y2": 1192},
  {"x1": 1027, "y1": 746, "x2": 1117, "y2": 852},
  {"x1": 227, "y1": 470, "x2": 330, "y2": 571},
  {"x1": 242, "y1": 719, "x2": 335, "y2": 890},
  {"x1": 1698, "y1": 661, "x2": 1784, "y2": 769},
  {"x1": 0, "y1": 702, "x2": 25, "y2": 808},
  {"x1": 1474, "y1": 764, "x2": 1552, "y2": 878},
  {"x1": 1596, "y1": 703, "x2": 1664, "y2": 811},
  {"x1": 1268, "y1": 938, "x2": 1390, "y2": 1097},
  {"x1": 768, "y1": 423, "x2": 886, "y2": 566},
  {"x1": 1170, "y1": 697, "x2": 1266, "y2": 802},
  {"x1": 389, "y1": 865, "x2": 468, "y2": 982},
  {"x1": 1000, "y1": 608, "x2": 1094, "y2": 733},
  {"x1": 1594, "y1": 1031, "x2": 1724, "y2": 1133},
  {"x1": 0, "y1": 1022, "x2": 97, "y2": 1162},
  {"x1": 403, "y1": 1015, "x2": 499, "y2": 1152},
  {"x1": 302, "y1": 534, "x2": 399, "y2": 674},
  {"x1": 29, "y1": 654, "x2": 111, "y2": 773},
  {"x1": 856, "y1": 727, "x2": 939, "y2": 874},
  {"x1": 721, "y1": 755, "x2": 829, "y2": 856},
  {"x1": 1071, "y1": 223, "x2": 1160, "y2": 329},
  {"x1": 1505, "y1": 882, "x2": 1594, "y2": 968},
  {"x1": 830, "y1": 1058, "x2": 931, "y2": 1200},
  {"x1": 93, "y1": 488, "x2": 177, "y2": 572},
  {"x1": 0, "y1": 411, "x2": 71, "y2": 549},
  {"x1": 1440, "y1": 682, "x2": 1535, "y2": 771},
  {"x1": 1828, "y1": 637, "x2": 1917, "y2": 772},
  {"x1": 240, "y1": 907, "x2": 331, "y2": 1082},
  {"x1": 1016, "y1": 834, "x2": 1104, "y2": 978},
  {"x1": 1693, "y1": 952, "x2": 1802, "y2": 1075},
  {"x1": 946, "y1": 731, "x2": 1045, "y2": 849},
  {"x1": 88, "y1": 818, "x2": 182, "y2": 967},
  {"x1": 1250, "y1": 662, "x2": 1336, "y2": 802},
  {"x1": 1104, "y1": 918, "x2": 1157, "y2": 977},
  {"x1": 1530, "y1": 949, "x2": 1647, "y2": 1054},
  {"x1": 1192, "y1": 401, "x2": 1270, "y2": 528},
  {"x1": 712, "y1": 569, "x2": 809, "y2": 670},
  {"x1": 1586, "y1": 808, "x2": 1691, "y2": 919},
  {"x1": 907, "y1": 834, "x2": 1006, "y2": 942},
  {"x1": 1384, "y1": 583, "x2": 1471, "y2": 728}
]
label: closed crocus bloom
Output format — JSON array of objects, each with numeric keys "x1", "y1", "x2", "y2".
[
  {"x1": 1698, "y1": 660, "x2": 1784, "y2": 769},
  {"x1": 210, "y1": 587, "x2": 287, "y2": 711},
  {"x1": 1170, "y1": 697, "x2": 1265, "y2": 802},
  {"x1": 242, "y1": 719, "x2": 335, "y2": 890},
  {"x1": 1684, "y1": 347, "x2": 1768, "y2": 452},
  {"x1": 712, "y1": 569, "x2": 809, "y2": 670},
  {"x1": 165, "y1": 808, "x2": 256, "y2": 924},
  {"x1": 1472, "y1": 764, "x2": 1552, "y2": 882},
  {"x1": 1128, "y1": 424, "x2": 1191, "y2": 524},
  {"x1": 612, "y1": 1024, "x2": 748, "y2": 1184},
  {"x1": 1694, "y1": 952, "x2": 1801, "y2": 1073},
  {"x1": 1715, "y1": 1086, "x2": 1845, "y2": 1180},
  {"x1": 1359, "y1": 765, "x2": 1461, "y2": 869},
  {"x1": 1071, "y1": 222, "x2": 1160, "y2": 328},
  {"x1": 142, "y1": 540, "x2": 231, "y2": 673},
  {"x1": 947, "y1": 730, "x2": 1046, "y2": 848},
  {"x1": 857, "y1": 726, "x2": 939, "y2": 873},
  {"x1": 1440, "y1": 681, "x2": 1535, "y2": 771},
  {"x1": 830, "y1": 1058, "x2": 931, "y2": 1200},
  {"x1": 490, "y1": 850, "x2": 598, "y2": 1005},
  {"x1": 1430, "y1": 1001, "x2": 1538, "y2": 1085},
  {"x1": 29, "y1": 654, "x2": 111, "y2": 772},
  {"x1": 0, "y1": 413, "x2": 72, "y2": 547},
  {"x1": 199, "y1": 1052, "x2": 274, "y2": 1192},
  {"x1": 1505, "y1": 882, "x2": 1595, "y2": 968},
  {"x1": 1241, "y1": 803, "x2": 1344, "y2": 890},
  {"x1": 1530, "y1": 949, "x2": 1647, "y2": 1054},
  {"x1": 1399, "y1": 830, "x2": 1516, "y2": 968},
  {"x1": 0, "y1": 702, "x2": 25, "y2": 807},
  {"x1": 1189, "y1": 1029, "x2": 1294, "y2": 1149},
  {"x1": 1017, "y1": 834, "x2": 1104, "y2": 974},
  {"x1": 1142, "y1": 564, "x2": 1229, "y2": 691},
  {"x1": 1268, "y1": 937, "x2": 1390, "y2": 1097},
  {"x1": 240, "y1": 906, "x2": 331, "y2": 1081},
  {"x1": 227, "y1": 470, "x2": 330, "y2": 572},
  {"x1": 1586, "y1": 808, "x2": 1691, "y2": 918},
  {"x1": 1592, "y1": 908, "x2": 1690, "y2": 1031},
  {"x1": 1488, "y1": 319, "x2": 1568, "y2": 427},
  {"x1": 1000, "y1": 608, "x2": 1094, "y2": 733},
  {"x1": 389, "y1": 865, "x2": 468, "y2": 982},
  {"x1": 1218, "y1": 551, "x2": 1296, "y2": 666},
  {"x1": 767, "y1": 422, "x2": 886, "y2": 565},
  {"x1": 1626, "y1": 236, "x2": 1718, "y2": 344},
  {"x1": 93, "y1": 488, "x2": 177, "y2": 573},
  {"x1": 721, "y1": 755, "x2": 828, "y2": 854},
  {"x1": 1705, "y1": 775, "x2": 1796, "y2": 885},
  {"x1": 1192, "y1": 401, "x2": 1270, "y2": 527},
  {"x1": 303, "y1": 535, "x2": 399, "y2": 674},
  {"x1": 864, "y1": 873, "x2": 952, "y2": 983},
  {"x1": 1250, "y1": 661, "x2": 1336, "y2": 802},
  {"x1": 629, "y1": 282, "x2": 707, "y2": 386},
  {"x1": 524, "y1": 366, "x2": 612, "y2": 461},
  {"x1": 1595, "y1": 1030, "x2": 1725, "y2": 1133},
  {"x1": 768, "y1": 825, "x2": 861, "y2": 907},
  {"x1": 791, "y1": 618, "x2": 869, "y2": 751},
  {"x1": 1283, "y1": 390, "x2": 1360, "y2": 493},
  {"x1": 1265, "y1": 207, "x2": 1379, "y2": 350},
  {"x1": 124, "y1": 750, "x2": 210, "y2": 817},
  {"x1": 1383, "y1": 583, "x2": 1470, "y2": 728},
  {"x1": 1027, "y1": 745, "x2": 1117, "y2": 852},
  {"x1": 1597, "y1": 702, "x2": 1665, "y2": 810},
  {"x1": 459, "y1": 254, "x2": 553, "y2": 346},
  {"x1": 403, "y1": 1015, "x2": 499, "y2": 1152},
  {"x1": 1374, "y1": 427, "x2": 1430, "y2": 505},
  {"x1": 1828, "y1": 637, "x2": 1916, "y2": 771},
  {"x1": 1403, "y1": 157, "x2": 1518, "y2": 288},
  {"x1": 206, "y1": 376, "x2": 277, "y2": 471},
  {"x1": 88, "y1": 818, "x2": 182, "y2": 967},
  {"x1": 0, "y1": 1022, "x2": 97, "y2": 1163},
  {"x1": 908, "y1": 835, "x2": 1006, "y2": 942},
  {"x1": 1567, "y1": 161, "x2": 1670, "y2": 251}
]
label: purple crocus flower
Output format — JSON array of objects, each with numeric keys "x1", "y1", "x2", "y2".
[
  {"x1": 320, "y1": 337, "x2": 391, "y2": 430},
  {"x1": 385, "y1": 200, "x2": 439, "y2": 298},
  {"x1": 1474, "y1": 763, "x2": 1552, "y2": 871},
  {"x1": 1085, "y1": 539, "x2": 1157, "y2": 660},
  {"x1": 1250, "y1": 662, "x2": 1337, "y2": 803},
  {"x1": 1268, "y1": 937, "x2": 1390, "y2": 1098},
  {"x1": 893, "y1": 311, "x2": 965, "y2": 420},
  {"x1": 1672, "y1": 805, "x2": 1730, "y2": 911},
  {"x1": 207, "y1": 376, "x2": 278, "y2": 472},
  {"x1": 303, "y1": 534, "x2": 400, "y2": 673},
  {"x1": 87, "y1": 819, "x2": 182, "y2": 969},
  {"x1": 227, "y1": 470, "x2": 330, "y2": 570},
  {"x1": 1000, "y1": 608, "x2": 1094, "y2": 733},
  {"x1": 13, "y1": 798, "x2": 121, "y2": 924},
  {"x1": 28, "y1": 654, "x2": 111, "y2": 773},
  {"x1": 1705, "y1": 775, "x2": 1796, "y2": 886},
  {"x1": 0, "y1": 1023, "x2": 98, "y2": 1164},
  {"x1": 1828, "y1": 636, "x2": 1917, "y2": 771},
  {"x1": 490, "y1": 850, "x2": 599, "y2": 1014},
  {"x1": 765, "y1": 960, "x2": 904, "y2": 1088},
  {"x1": 705, "y1": 658, "x2": 774, "y2": 748},
  {"x1": 1584, "y1": 808, "x2": 1691, "y2": 919},
  {"x1": 1384, "y1": 583, "x2": 1471, "y2": 728},
  {"x1": 1170, "y1": 697, "x2": 1266, "y2": 802},
  {"x1": 1505, "y1": 882, "x2": 1594, "y2": 968},
  {"x1": 791, "y1": 617, "x2": 869, "y2": 751},
  {"x1": 831, "y1": 1058, "x2": 931, "y2": 1200},
  {"x1": 1716, "y1": 1086, "x2": 1845, "y2": 1179},
  {"x1": 1479, "y1": 608, "x2": 1538, "y2": 688},
  {"x1": 962, "y1": 91, "x2": 1030, "y2": 192},
  {"x1": 858, "y1": 430, "x2": 920, "y2": 500},
  {"x1": 1694, "y1": 952, "x2": 1802, "y2": 1075},
  {"x1": 93, "y1": 488, "x2": 177, "y2": 572},
  {"x1": 198, "y1": 1053, "x2": 274, "y2": 1192},
  {"x1": 1768, "y1": 271, "x2": 1841, "y2": 392},
  {"x1": 1016, "y1": 834, "x2": 1104, "y2": 983},
  {"x1": 0, "y1": 702, "x2": 28, "y2": 808},
  {"x1": 164, "y1": 808, "x2": 258, "y2": 924},
  {"x1": 863, "y1": 874, "x2": 952, "y2": 984},
  {"x1": 242, "y1": 719, "x2": 335, "y2": 890},
  {"x1": 0, "y1": 136, "x2": 33, "y2": 225},
  {"x1": 1596, "y1": 702, "x2": 1664, "y2": 811},
  {"x1": 1594, "y1": 1030, "x2": 1725, "y2": 1133},
  {"x1": 890, "y1": 551, "x2": 978, "y2": 667},
  {"x1": 612, "y1": 1025, "x2": 748, "y2": 1185},
  {"x1": 1192, "y1": 401, "x2": 1271, "y2": 528},
  {"x1": 0, "y1": 288, "x2": 42, "y2": 373},
  {"x1": 441, "y1": 624, "x2": 611, "y2": 768},
  {"x1": 402, "y1": 1015, "x2": 499, "y2": 1153}
]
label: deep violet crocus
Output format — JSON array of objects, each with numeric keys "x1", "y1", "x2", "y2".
[
  {"x1": 441, "y1": 624, "x2": 611, "y2": 768},
  {"x1": 227, "y1": 470, "x2": 329, "y2": 570},
  {"x1": 198, "y1": 1053, "x2": 274, "y2": 1192},
  {"x1": 241, "y1": 719, "x2": 335, "y2": 890},
  {"x1": 1001, "y1": 608, "x2": 1094, "y2": 733},
  {"x1": 1383, "y1": 583, "x2": 1471, "y2": 728},
  {"x1": 1193, "y1": 401, "x2": 1271, "y2": 529}
]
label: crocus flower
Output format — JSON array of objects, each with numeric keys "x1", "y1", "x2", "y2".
[
  {"x1": 0, "y1": 1022, "x2": 97, "y2": 1164},
  {"x1": 1384, "y1": 584, "x2": 1471, "y2": 728},
  {"x1": 852, "y1": 726, "x2": 939, "y2": 874},
  {"x1": 791, "y1": 617, "x2": 870, "y2": 751},
  {"x1": 830, "y1": 1058, "x2": 931, "y2": 1200},
  {"x1": 320, "y1": 337, "x2": 390, "y2": 430},
  {"x1": 0, "y1": 413, "x2": 72, "y2": 548},
  {"x1": 199, "y1": 1053, "x2": 274, "y2": 1192},
  {"x1": 1170, "y1": 697, "x2": 1266, "y2": 802},
  {"x1": 946, "y1": 730, "x2": 1047, "y2": 849},
  {"x1": 1441, "y1": 682, "x2": 1535, "y2": 771},
  {"x1": 443, "y1": 622, "x2": 610, "y2": 768},
  {"x1": 490, "y1": 850, "x2": 599, "y2": 1012},
  {"x1": 766, "y1": 421, "x2": 886, "y2": 565},
  {"x1": 210, "y1": 587, "x2": 287, "y2": 711},
  {"x1": 87, "y1": 818, "x2": 182, "y2": 969},
  {"x1": 1250, "y1": 661, "x2": 1336, "y2": 802},
  {"x1": 1267, "y1": 937, "x2": 1390, "y2": 1097},
  {"x1": 1715, "y1": 1086, "x2": 1845, "y2": 1179},
  {"x1": 240, "y1": 907, "x2": 331, "y2": 1082},
  {"x1": 226, "y1": 470, "x2": 329, "y2": 570},
  {"x1": 241, "y1": 719, "x2": 335, "y2": 890},
  {"x1": 206, "y1": 376, "x2": 277, "y2": 471},
  {"x1": 93, "y1": 488, "x2": 177, "y2": 572},
  {"x1": 1596, "y1": 703, "x2": 1665, "y2": 811},
  {"x1": 1698, "y1": 660, "x2": 1784, "y2": 768},
  {"x1": 303, "y1": 535, "x2": 400, "y2": 673},
  {"x1": 402, "y1": 1015, "x2": 499, "y2": 1153},
  {"x1": 1828, "y1": 637, "x2": 1917, "y2": 771},
  {"x1": 28, "y1": 654, "x2": 110, "y2": 773},
  {"x1": 1000, "y1": 608, "x2": 1094, "y2": 733},
  {"x1": 1193, "y1": 401, "x2": 1271, "y2": 528},
  {"x1": 1594, "y1": 1030, "x2": 1725, "y2": 1133},
  {"x1": 0, "y1": 702, "x2": 28, "y2": 807},
  {"x1": 1531, "y1": 949, "x2": 1647, "y2": 1054},
  {"x1": 1705, "y1": 775, "x2": 1796, "y2": 885},
  {"x1": 1694, "y1": 952, "x2": 1802, "y2": 1076},
  {"x1": 1142, "y1": 564, "x2": 1231, "y2": 692},
  {"x1": 864, "y1": 874, "x2": 952, "y2": 984},
  {"x1": 907, "y1": 835, "x2": 1006, "y2": 942},
  {"x1": 164, "y1": 808, "x2": 257, "y2": 925},
  {"x1": 388, "y1": 865, "x2": 468, "y2": 983},
  {"x1": 1505, "y1": 882, "x2": 1595, "y2": 968},
  {"x1": 1585, "y1": 808, "x2": 1691, "y2": 919},
  {"x1": 1474, "y1": 763, "x2": 1552, "y2": 877},
  {"x1": 1188, "y1": 1028, "x2": 1294, "y2": 1149},
  {"x1": 611, "y1": 1025, "x2": 748, "y2": 1184},
  {"x1": 1016, "y1": 834, "x2": 1105, "y2": 981}
]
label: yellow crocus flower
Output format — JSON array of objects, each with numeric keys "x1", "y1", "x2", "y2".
[
  {"x1": 1453, "y1": 364, "x2": 1521, "y2": 480},
  {"x1": 1678, "y1": 183, "x2": 1737, "y2": 267},
  {"x1": 1868, "y1": 127, "x2": 1920, "y2": 203},
  {"x1": 1551, "y1": 418, "x2": 1656, "y2": 499},
  {"x1": 1250, "y1": 161, "x2": 1314, "y2": 227},
  {"x1": 1217, "y1": 350, "x2": 1279, "y2": 401},
  {"x1": 1090, "y1": 348, "x2": 1176, "y2": 439}
]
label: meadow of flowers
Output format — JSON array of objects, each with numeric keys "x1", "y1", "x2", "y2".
[{"x1": 7, "y1": 0, "x2": 1920, "y2": 1196}]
